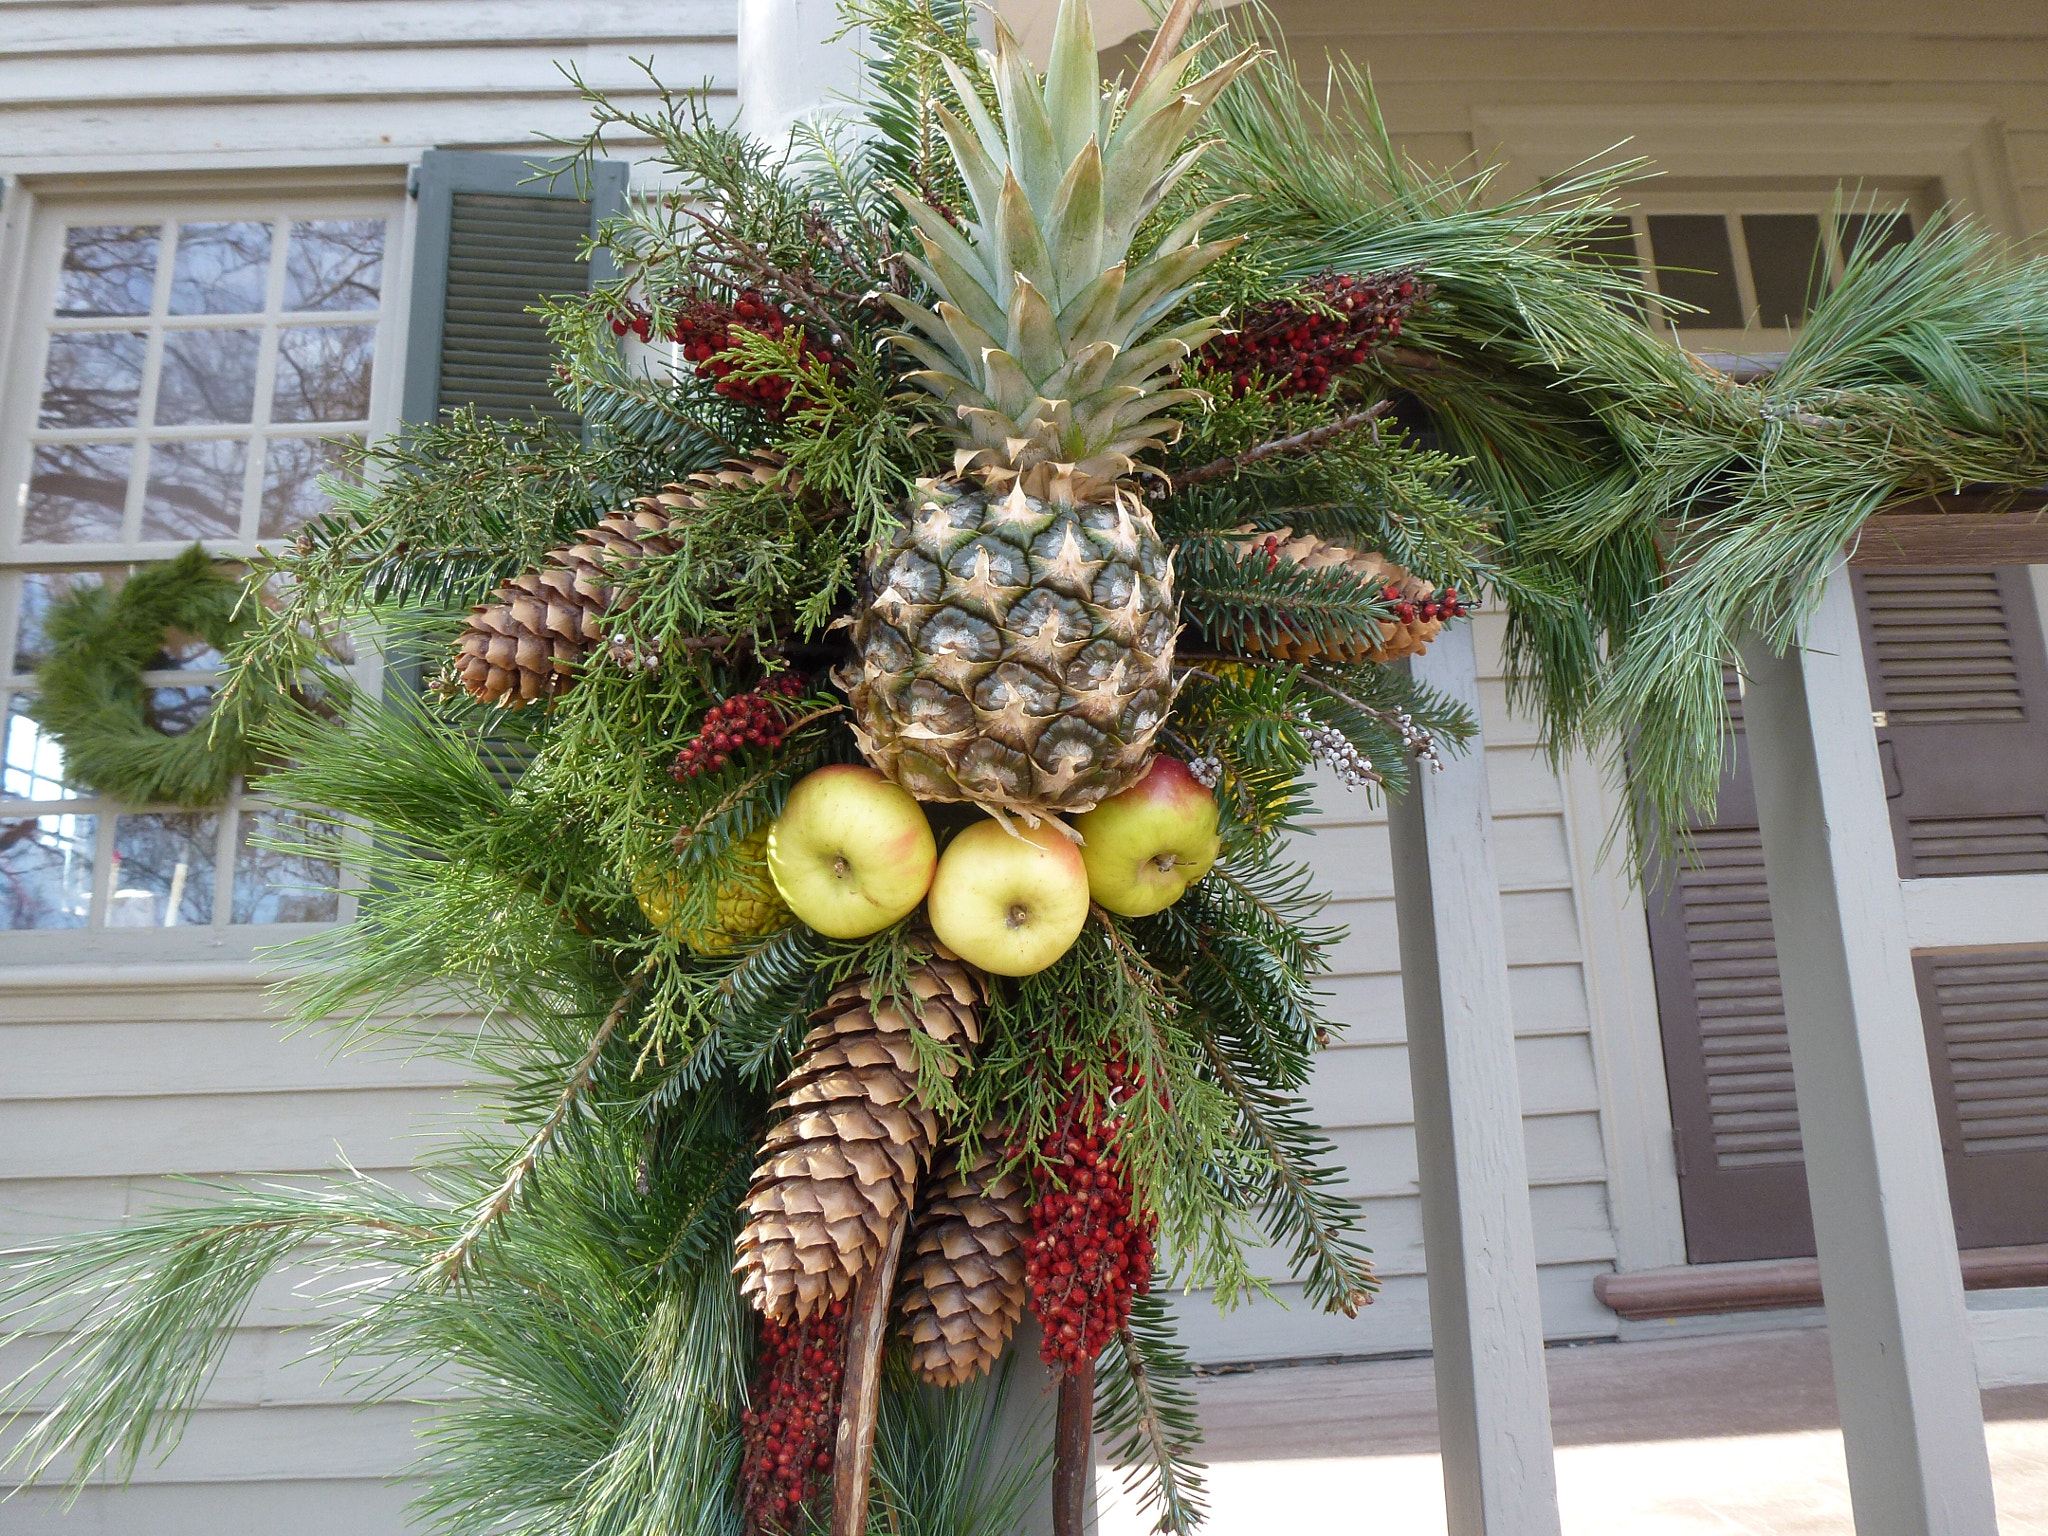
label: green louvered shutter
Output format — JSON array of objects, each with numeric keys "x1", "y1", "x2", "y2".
[
  {"x1": 402, "y1": 150, "x2": 629, "y2": 428},
  {"x1": 393, "y1": 152, "x2": 627, "y2": 769}
]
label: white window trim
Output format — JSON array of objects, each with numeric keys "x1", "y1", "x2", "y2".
[
  {"x1": 1470, "y1": 103, "x2": 2026, "y2": 242},
  {"x1": 0, "y1": 169, "x2": 415, "y2": 960}
]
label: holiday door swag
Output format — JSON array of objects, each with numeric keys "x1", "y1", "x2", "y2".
[{"x1": 9, "y1": 0, "x2": 2048, "y2": 1532}]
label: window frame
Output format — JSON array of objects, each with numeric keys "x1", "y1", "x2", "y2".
[
  {"x1": 0, "y1": 175, "x2": 412, "y2": 952},
  {"x1": 1591, "y1": 183, "x2": 1939, "y2": 371}
]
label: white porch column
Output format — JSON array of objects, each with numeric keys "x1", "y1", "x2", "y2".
[
  {"x1": 735, "y1": 0, "x2": 865, "y2": 144},
  {"x1": 1390, "y1": 624, "x2": 1563, "y2": 1536},
  {"x1": 1739, "y1": 565, "x2": 1998, "y2": 1536}
]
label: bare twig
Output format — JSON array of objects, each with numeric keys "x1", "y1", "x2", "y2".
[
  {"x1": 431, "y1": 962, "x2": 654, "y2": 1280},
  {"x1": 676, "y1": 207, "x2": 873, "y2": 332},
  {"x1": 1052, "y1": 1356, "x2": 1096, "y2": 1536},
  {"x1": 1166, "y1": 401, "x2": 1396, "y2": 493},
  {"x1": 832, "y1": 1200, "x2": 911, "y2": 1536}
]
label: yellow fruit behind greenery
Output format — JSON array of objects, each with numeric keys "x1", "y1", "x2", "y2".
[{"x1": 635, "y1": 828, "x2": 791, "y2": 955}]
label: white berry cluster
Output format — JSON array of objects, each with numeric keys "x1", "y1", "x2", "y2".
[
  {"x1": 1389, "y1": 709, "x2": 1444, "y2": 773},
  {"x1": 1184, "y1": 754, "x2": 1224, "y2": 790},
  {"x1": 1295, "y1": 714, "x2": 1381, "y2": 788}
]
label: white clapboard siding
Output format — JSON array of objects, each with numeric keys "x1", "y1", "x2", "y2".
[
  {"x1": 1169, "y1": 611, "x2": 1622, "y2": 1364},
  {"x1": 0, "y1": 0, "x2": 737, "y2": 169},
  {"x1": 0, "y1": 969, "x2": 473, "y2": 1534}
]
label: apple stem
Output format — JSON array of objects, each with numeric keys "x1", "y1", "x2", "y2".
[{"x1": 831, "y1": 1199, "x2": 911, "y2": 1536}]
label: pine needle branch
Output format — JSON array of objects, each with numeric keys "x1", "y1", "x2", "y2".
[
  {"x1": 1201, "y1": 1037, "x2": 1377, "y2": 1316},
  {"x1": 432, "y1": 961, "x2": 655, "y2": 1281}
]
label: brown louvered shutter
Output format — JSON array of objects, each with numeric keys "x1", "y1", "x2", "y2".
[
  {"x1": 1645, "y1": 724, "x2": 1816, "y2": 1262},
  {"x1": 1914, "y1": 948, "x2": 2048, "y2": 1247},
  {"x1": 1856, "y1": 568, "x2": 2048, "y2": 878},
  {"x1": 1647, "y1": 569, "x2": 2048, "y2": 1262}
]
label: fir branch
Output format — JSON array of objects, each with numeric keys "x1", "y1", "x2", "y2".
[
  {"x1": 1166, "y1": 400, "x2": 1395, "y2": 491},
  {"x1": 1093, "y1": 1297, "x2": 1208, "y2": 1536},
  {"x1": 1199, "y1": 1037, "x2": 1377, "y2": 1317}
]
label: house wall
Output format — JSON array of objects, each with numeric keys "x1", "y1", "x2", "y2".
[
  {"x1": 2, "y1": 0, "x2": 2042, "y2": 1526},
  {"x1": 1169, "y1": 613, "x2": 1671, "y2": 1364},
  {"x1": 0, "y1": 0, "x2": 736, "y2": 174},
  {"x1": 1250, "y1": 0, "x2": 2045, "y2": 248},
  {"x1": 0, "y1": 968, "x2": 471, "y2": 1533}
]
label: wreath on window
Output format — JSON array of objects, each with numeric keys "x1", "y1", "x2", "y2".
[{"x1": 29, "y1": 546, "x2": 268, "y2": 808}]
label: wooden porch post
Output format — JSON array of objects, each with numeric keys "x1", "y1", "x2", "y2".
[
  {"x1": 1390, "y1": 623, "x2": 1563, "y2": 1536},
  {"x1": 1738, "y1": 565, "x2": 1998, "y2": 1536}
]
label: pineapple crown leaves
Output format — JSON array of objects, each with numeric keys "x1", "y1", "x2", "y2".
[{"x1": 881, "y1": 0, "x2": 1262, "y2": 479}]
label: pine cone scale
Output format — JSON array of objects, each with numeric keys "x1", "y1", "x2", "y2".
[
  {"x1": 734, "y1": 944, "x2": 986, "y2": 1325},
  {"x1": 896, "y1": 1143, "x2": 1030, "y2": 1387},
  {"x1": 451, "y1": 458, "x2": 784, "y2": 706}
]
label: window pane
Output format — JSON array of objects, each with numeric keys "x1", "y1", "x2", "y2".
[
  {"x1": 169, "y1": 221, "x2": 273, "y2": 316},
  {"x1": 4, "y1": 693, "x2": 81, "y2": 800},
  {"x1": 39, "y1": 330, "x2": 147, "y2": 428},
  {"x1": 286, "y1": 219, "x2": 385, "y2": 312},
  {"x1": 0, "y1": 814, "x2": 96, "y2": 929},
  {"x1": 23, "y1": 443, "x2": 131, "y2": 544},
  {"x1": 1840, "y1": 211, "x2": 1915, "y2": 267},
  {"x1": 271, "y1": 325, "x2": 375, "y2": 422},
  {"x1": 1646, "y1": 215, "x2": 1745, "y2": 330},
  {"x1": 12, "y1": 572, "x2": 105, "y2": 673},
  {"x1": 260, "y1": 435, "x2": 361, "y2": 537},
  {"x1": 142, "y1": 437, "x2": 247, "y2": 540},
  {"x1": 144, "y1": 684, "x2": 216, "y2": 737},
  {"x1": 110, "y1": 811, "x2": 217, "y2": 927},
  {"x1": 56, "y1": 225, "x2": 161, "y2": 318},
  {"x1": 155, "y1": 328, "x2": 260, "y2": 425},
  {"x1": 148, "y1": 625, "x2": 224, "y2": 671},
  {"x1": 1743, "y1": 214, "x2": 1827, "y2": 329},
  {"x1": 233, "y1": 806, "x2": 339, "y2": 923}
]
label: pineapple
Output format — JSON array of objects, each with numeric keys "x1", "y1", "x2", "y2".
[
  {"x1": 634, "y1": 827, "x2": 791, "y2": 955},
  {"x1": 841, "y1": 0, "x2": 1256, "y2": 815}
]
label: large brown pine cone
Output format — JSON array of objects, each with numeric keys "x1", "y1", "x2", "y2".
[
  {"x1": 1230, "y1": 527, "x2": 1442, "y2": 664},
  {"x1": 452, "y1": 459, "x2": 782, "y2": 707},
  {"x1": 897, "y1": 1143, "x2": 1029, "y2": 1386},
  {"x1": 734, "y1": 946, "x2": 983, "y2": 1324}
]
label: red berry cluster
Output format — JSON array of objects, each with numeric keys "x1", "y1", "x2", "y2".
[
  {"x1": 1383, "y1": 583, "x2": 1469, "y2": 624},
  {"x1": 611, "y1": 291, "x2": 850, "y2": 419},
  {"x1": 738, "y1": 1304, "x2": 846, "y2": 1535},
  {"x1": 610, "y1": 307, "x2": 655, "y2": 342},
  {"x1": 1025, "y1": 1064, "x2": 1157, "y2": 1374},
  {"x1": 671, "y1": 676, "x2": 808, "y2": 781},
  {"x1": 1201, "y1": 271, "x2": 1423, "y2": 398}
]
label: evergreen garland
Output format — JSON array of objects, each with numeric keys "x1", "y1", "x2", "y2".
[{"x1": 8, "y1": 1, "x2": 2048, "y2": 1532}]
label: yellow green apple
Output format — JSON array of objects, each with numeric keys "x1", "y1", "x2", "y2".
[
  {"x1": 766, "y1": 764, "x2": 937, "y2": 938},
  {"x1": 1072, "y1": 756, "x2": 1221, "y2": 917},
  {"x1": 927, "y1": 819, "x2": 1090, "y2": 976}
]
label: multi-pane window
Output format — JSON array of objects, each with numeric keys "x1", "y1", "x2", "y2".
[
  {"x1": 0, "y1": 195, "x2": 403, "y2": 933},
  {"x1": 1578, "y1": 190, "x2": 1929, "y2": 365}
]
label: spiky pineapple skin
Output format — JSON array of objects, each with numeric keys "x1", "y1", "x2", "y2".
[
  {"x1": 634, "y1": 828, "x2": 791, "y2": 955},
  {"x1": 841, "y1": 477, "x2": 1175, "y2": 813}
]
